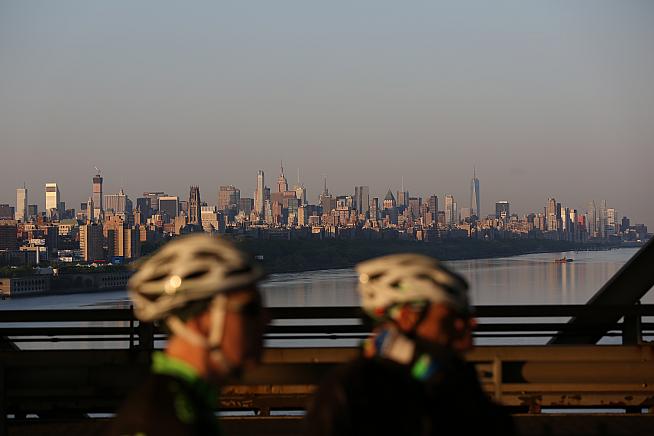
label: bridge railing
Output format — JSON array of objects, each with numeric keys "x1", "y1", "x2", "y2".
[{"x1": 1, "y1": 304, "x2": 653, "y2": 350}]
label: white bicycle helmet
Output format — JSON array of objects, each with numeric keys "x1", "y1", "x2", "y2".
[
  {"x1": 128, "y1": 234, "x2": 265, "y2": 372},
  {"x1": 356, "y1": 253, "x2": 470, "y2": 320}
]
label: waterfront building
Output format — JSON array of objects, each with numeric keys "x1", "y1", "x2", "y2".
[
  {"x1": 16, "y1": 186, "x2": 27, "y2": 222},
  {"x1": 255, "y1": 170, "x2": 265, "y2": 217},
  {"x1": 92, "y1": 172, "x2": 103, "y2": 219},
  {"x1": 45, "y1": 183, "x2": 60, "y2": 218},
  {"x1": 470, "y1": 167, "x2": 480, "y2": 219}
]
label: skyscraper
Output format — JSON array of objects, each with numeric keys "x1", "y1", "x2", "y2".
[
  {"x1": 495, "y1": 201, "x2": 510, "y2": 222},
  {"x1": 158, "y1": 196, "x2": 179, "y2": 221},
  {"x1": 293, "y1": 169, "x2": 307, "y2": 206},
  {"x1": 16, "y1": 185, "x2": 27, "y2": 222},
  {"x1": 547, "y1": 198, "x2": 558, "y2": 231},
  {"x1": 587, "y1": 200, "x2": 597, "y2": 237},
  {"x1": 277, "y1": 162, "x2": 288, "y2": 193},
  {"x1": 218, "y1": 185, "x2": 240, "y2": 212},
  {"x1": 470, "y1": 167, "x2": 480, "y2": 219},
  {"x1": 92, "y1": 172, "x2": 103, "y2": 219},
  {"x1": 104, "y1": 189, "x2": 132, "y2": 215},
  {"x1": 188, "y1": 185, "x2": 202, "y2": 227},
  {"x1": 354, "y1": 186, "x2": 370, "y2": 216},
  {"x1": 45, "y1": 182, "x2": 60, "y2": 218},
  {"x1": 255, "y1": 170, "x2": 265, "y2": 217},
  {"x1": 445, "y1": 195, "x2": 455, "y2": 225}
]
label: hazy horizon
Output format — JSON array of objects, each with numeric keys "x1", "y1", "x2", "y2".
[{"x1": 2, "y1": 1, "x2": 653, "y2": 225}]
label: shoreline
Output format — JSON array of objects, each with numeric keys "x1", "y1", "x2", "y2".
[
  {"x1": 258, "y1": 241, "x2": 632, "y2": 275},
  {"x1": 0, "y1": 243, "x2": 637, "y2": 300}
]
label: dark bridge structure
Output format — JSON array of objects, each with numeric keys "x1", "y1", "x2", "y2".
[{"x1": 1, "y1": 238, "x2": 653, "y2": 436}]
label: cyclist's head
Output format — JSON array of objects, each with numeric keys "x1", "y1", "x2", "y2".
[
  {"x1": 356, "y1": 253, "x2": 474, "y2": 351},
  {"x1": 129, "y1": 234, "x2": 266, "y2": 377}
]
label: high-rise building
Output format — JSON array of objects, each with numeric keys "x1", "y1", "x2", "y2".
[
  {"x1": 495, "y1": 201, "x2": 510, "y2": 222},
  {"x1": 445, "y1": 195, "x2": 455, "y2": 225},
  {"x1": 80, "y1": 223, "x2": 104, "y2": 261},
  {"x1": 87, "y1": 197, "x2": 95, "y2": 223},
  {"x1": 142, "y1": 192, "x2": 165, "y2": 213},
  {"x1": 27, "y1": 205, "x2": 38, "y2": 219},
  {"x1": 599, "y1": 200, "x2": 608, "y2": 239},
  {"x1": 0, "y1": 221, "x2": 18, "y2": 250},
  {"x1": 277, "y1": 162, "x2": 288, "y2": 193},
  {"x1": 104, "y1": 189, "x2": 132, "y2": 216},
  {"x1": 0, "y1": 204, "x2": 14, "y2": 220},
  {"x1": 16, "y1": 186, "x2": 27, "y2": 222},
  {"x1": 428, "y1": 196, "x2": 438, "y2": 214},
  {"x1": 408, "y1": 197, "x2": 422, "y2": 220},
  {"x1": 470, "y1": 167, "x2": 480, "y2": 219},
  {"x1": 92, "y1": 172, "x2": 103, "y2": 219},
  {"x1": 547, "y1": 198, "x2": 558, "y2": 231},
  {"x1": 354, "y1": 186, "x2": 370, "y2": 216},
  {"x1": 188, "y1": 185, "x2": 202, "y2": 227},
  {"x1": 587, "y1": 200, "x2": 597, "y2": 237},
  {"x1": 218, "y1": 185, "x2": 240, "y2": 212},
  {"x1": 255, "y1": 170, "x2": 265, "y2": 217},
  {"x1": 45, "y1": 183, "x2": 60, "y2": 218},
  {"x1": 158, "y1": 196, "x2": 179, "y2": 221},
  {"x1": 383, "y1": 190, "x2": 396, "y2": 210}
]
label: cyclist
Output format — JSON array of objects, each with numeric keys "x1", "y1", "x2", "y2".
[
  {"x1": 305, "y1": 253, "x2": 514, "y2": 436},
  {"x1": 108, "y1": 234, "x2": 267, "y2": 436}
]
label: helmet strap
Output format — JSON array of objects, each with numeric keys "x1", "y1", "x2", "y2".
[{"x1": 165, "y1": 294, "x2": 235, "y2": 375}]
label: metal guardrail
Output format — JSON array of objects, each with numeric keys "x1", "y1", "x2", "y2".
[{"x1": 1, "y1": 305, "x2": 653, "y2": 349}]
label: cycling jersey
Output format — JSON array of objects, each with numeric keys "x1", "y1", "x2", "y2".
[{"x1": 108, "y1": 352, "x2": 221, "y2": 436}]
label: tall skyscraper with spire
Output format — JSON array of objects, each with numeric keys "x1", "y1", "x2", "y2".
[
  {"x1": 470, "y1": 167, "x2": 480, "y2": 219},
  {"x1": 293, "y1": 168, "x2": 306, "y2": 205},
  {"x1": 255, "y1": 170, "x2": 265, "y2": 218},
  {"x1": 277, "y1": 162, "x2": 288, "y2": 193}
]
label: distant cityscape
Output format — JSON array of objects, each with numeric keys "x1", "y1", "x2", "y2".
[{"x1": 0, "y1": 165, "x2": 650, "y2": 281}]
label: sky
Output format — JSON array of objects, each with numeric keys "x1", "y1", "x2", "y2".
[{"x1": 1, "y1": 1, "x2": 653, "y2": 226}]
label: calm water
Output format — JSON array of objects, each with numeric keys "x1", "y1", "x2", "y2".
[{"x1": 0, "y1": 247, "x2": 649, "y2": 311}]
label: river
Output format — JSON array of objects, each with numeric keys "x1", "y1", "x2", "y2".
[{"x1": 0, "y1": 248, "x2": 650, "y2": 311}]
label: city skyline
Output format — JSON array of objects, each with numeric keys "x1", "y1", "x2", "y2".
[
  {"x1": 1, "y1": 166, "x2": 644, "y2": 229},
  {"x1": 1, "y1": 2, "x2": 653, "y2": 226}
]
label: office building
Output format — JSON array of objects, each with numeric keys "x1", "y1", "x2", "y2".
[
  {"x1": 496, "y1": 201, "x2": 510, "y2": 222},
  {"x1": 445, "y1": 195, "x2": 455, "y2": 225},
  {"x1": 354, "y1": 186, "x2": 370, "y2": 216},
  {"x1": 92, "y1": 172, "x2": 103, "y2": 219},
  {"x1": 158, "y1": 196, "x2": 179, "y2": 221},
  {"x1": 218, "y1": 185, "x2": 240, "y2": 211},
  {"x1": 0, "y1": 220, "x2": 18, "y2": 250},
  {"x1": 383, "y1": 190, "x2": 396, "y2": 210},
  {"x1": 27, "y1": 205, "x2": 38, "y2": 220},
  {"x1": 547, "y1": 198, "x2": 559, "y2": 231},
  {"x1": 45, "y1": 183, "x2": 60, "y2": 218},
  {"x1": 277, "y1": 162, "x2": 288, "y2": 193},
  {"x1": 470, "y1": 168, "x2": 480, "y2": 219},
  {"x1": 0, "y1": 205, "x2": 14, "y2": 220},
  {"x1": 255, "y1": 170, "x2": 265, "y2": 217},
  {"x1": 104, "y1": 189, "x2": 132, "y2": 215},
  {"x1": 80, "y1": 223, "x2": 104, "y2": 261},
  {"x1": 16, "y1": 186, "x2": 27, "y2": 222}
]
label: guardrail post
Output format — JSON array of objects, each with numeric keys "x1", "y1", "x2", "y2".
[
  {"x1": 622, "y1": 302, "x2": 642, "y2": 345},
  {"x1": 137, "y1": 322, "x2": 155, "y2": 351}
]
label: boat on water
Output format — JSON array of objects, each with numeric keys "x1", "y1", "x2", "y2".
[{"x1": 554, "y1": 256, "x2": 574, "y2": 263}]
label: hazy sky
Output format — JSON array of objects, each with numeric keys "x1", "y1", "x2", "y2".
[{"x1": 1, "y1": 1, "x2": 653, "y2": 225}]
